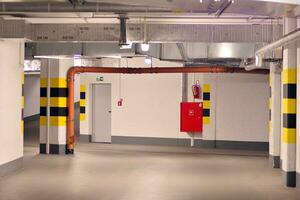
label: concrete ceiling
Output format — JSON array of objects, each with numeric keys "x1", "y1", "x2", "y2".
[{"x1": 0, "y1": 0, "x2": 298, "y2": 19}]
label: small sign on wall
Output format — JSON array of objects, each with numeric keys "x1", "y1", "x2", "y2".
[
  {"x1": 118, "y1": 98, "x2": 123, "y2": 106},
  {"x1": 96, "y1": 76, "x2": 104, "y2": 81}
]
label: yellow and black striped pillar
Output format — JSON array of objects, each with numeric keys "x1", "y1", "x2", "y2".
[
  {"x1": 40, "y1": 77, "x2": 68, "y2": 154},
  {"x1": 40, "y1": 59, "x2": 70, "y2": 154},
  {"x1": 203, "y1": 84, "x2": 210, "y2": 125},
  {"x1": 80, "y1": 84, "x2": 86, "y2": 121},
  {"x1": 281, "y1": 17, "x2": 297, "y2": 187},
  {"x1": 281, "y1": 67, "x2": 297, "y2": 186}
]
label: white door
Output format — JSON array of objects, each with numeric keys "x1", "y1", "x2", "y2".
[{"x1": 92, "y1": 84, "x2": 112, "y2": 143}]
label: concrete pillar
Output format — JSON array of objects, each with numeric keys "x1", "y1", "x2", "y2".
[
  {"x1": 281, "y1": 17, "x2": 297, "y2": 187},
  {"x1": 296, "y1": 18, "x2": 300, "y2": 188},
  {"x1": 269, "y1": 63, "x2": 282, "y2": 168},
  {"x1": 40, "y1": 59, "x2": 73, "y2": 154},
  {"x1": 0, "y1": 40, "x2": 24, "y2": 172}
]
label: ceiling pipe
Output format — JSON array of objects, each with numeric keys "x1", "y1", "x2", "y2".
[
  {"x1": 215, "y1": 0, "x2": 233, "y2": 17},
  {"x1": 255, "y1": 27, "x2": 300, "y2": 67},
  {"x1": 119, "y1": 15, "x2": 128, "y2": 46},
  {"x1": 66, "y1": 66, "x2": 269, "y2": 153}
]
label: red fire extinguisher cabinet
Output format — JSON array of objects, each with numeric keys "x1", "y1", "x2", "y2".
[{"x1": 180, "y1": 102, "x2": 203, "y2": 133}]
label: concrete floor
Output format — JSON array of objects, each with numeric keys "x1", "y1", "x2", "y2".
[
  {"x1": 1, "y1": 120, "x2": 300, "y2": 200},
  {"x1": 1, "y1": 144, "x2": 300, "y2": 200}
]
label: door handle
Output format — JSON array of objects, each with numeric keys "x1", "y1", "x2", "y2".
[{"x1": 108, "y1": 111, "x2": 111, "y2": 113}]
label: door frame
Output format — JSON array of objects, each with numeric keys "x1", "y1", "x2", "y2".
[{"x1": 91, "y1": 83, "x2": 112, "y2": 143}]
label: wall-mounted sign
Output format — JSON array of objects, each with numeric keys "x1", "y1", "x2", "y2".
[{"x1": 96, "y1": 76, "x2": 104, "y2": 81}]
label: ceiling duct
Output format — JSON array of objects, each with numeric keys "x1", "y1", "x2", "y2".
[{"x1": 0, "y1": 2, "x2": 171, "y2": 13}]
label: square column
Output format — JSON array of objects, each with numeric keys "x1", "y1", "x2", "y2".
[
  {"x1": 40, "y1": 59, "x2": 73, "y2": 154},
  {"x1": 281, "y1": 17, "x2": 297, "y2": 187},
  {"x1": 269, "y1": 63, "x2": 281, "y2": 168},
  {"x1": 296, "y1": 18, "x2": 300, "y2": 188}
]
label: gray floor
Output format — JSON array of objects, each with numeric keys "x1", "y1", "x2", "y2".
[
  {"x1": 0, "y1": 120, "x2": 300, "y2": 200},
  {"x1": 1, "y1": 145, "x2": 300, "y2": 200}
]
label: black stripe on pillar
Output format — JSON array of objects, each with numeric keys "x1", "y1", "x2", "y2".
[
  {"x1": 40, "y1": 88, "x2": 47, "y2": 97},
  {"x1": 203, "y1": 93, "x2": 210, "y2": 100},
  {"x1": 283, "y1": 84, "x2": 297, "y2": 99},
  {"x1": 80, "y1": 92, "x2": 86, "y2": 99},
  {"x1": 269, "y1": 110, "x2": 271, "y2": 120},
  {"x1": 282, "y1": 114, "x2": 296, "y2": 129},
  {"x1": 22, "y1": 85, "x2": 24, "y2": 96},
  {"x1": 80, "y1": 107, "x2": 85, "y2": 113},
  {"x1": 50, "y1": 88, "x2": 68, "y2": 97},
  {"x1": 50, "y1": 107, "x2": 68, "y2": 116},
  {"x1": 40, "y1": 107, "x2": 47, "y2": 116},
  {"x1": 203, "y1": 109, "x2": 210, "y2": 117}
]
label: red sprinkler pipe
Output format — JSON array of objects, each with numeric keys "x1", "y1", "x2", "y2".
[{"x1": 66, "y1": 66, "x2": 268, "y2": 154}]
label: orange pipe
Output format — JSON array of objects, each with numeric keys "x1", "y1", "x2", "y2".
[{"x1": 66, "y1": 66, "x2": 268, "y2": 153}]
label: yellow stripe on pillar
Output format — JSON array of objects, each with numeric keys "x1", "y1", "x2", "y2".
[
  {"x1": 50, "y1": 78, "x2": 67, "y2": 88},
  {"x1": 203, "y1": 116, "x2": 210, "y2": 125},
  {"x1": 80, "y1": 85, "x2": 86, "y2": 92},
  {"x1": 203, "y1": 84, "x2": 210, "y2": 93},
  {"x1": 203, "y1": 100, "x2": 210, "y2": 109},
  {"x1": 282, "y1": 128, "x2": 296, "y2": 144},
  {"x1": 282, "y1": 68, "x2": 296, "y2": 84},
  {"x1": 80, "y1": 113, "x2": 86, "y2": 121},
  {"x1": 40, "y1": 78, "x2": 48, "y2": 87},
  {"x1": 282, "y1": 99, "x2": 296, "y2": 114},
  {"x1": 39, "y1": 116, "x2": 67, "y2": 126},
  {"x1": 80, "y1": 99, "x2": 86, "y2": 107},
  {"x1": 50, "y1": 97, "x2": 67, "y2": 107}
]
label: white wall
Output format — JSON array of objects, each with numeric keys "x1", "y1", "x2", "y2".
[
  {"x1": 0, "y1": 40, "x2": 23, "y2": 166},
  {"x1": 24, "y1": 74, "x2": 40, "y2": 118},
  {"x1": 80, "y1": 57, "x2": 183, "y2": 138},
  {"x1": 215, "y1": 74, "x2": 269, "y2": 142},
  {"x1": 80, "y1": 57, "x2": 269, "y2": 142}
]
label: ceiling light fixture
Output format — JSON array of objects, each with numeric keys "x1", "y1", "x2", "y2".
[
  {"x1": 144, "y1": 56, "x2": 152, "y2": 65},
  {"x1": 141, "y1": 43, "x2": 150, "y2": 52}
]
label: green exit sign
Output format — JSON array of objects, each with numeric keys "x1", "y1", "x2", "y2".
[{"x1": 96, "y1": 76, "x2": 104, "y2": 81}]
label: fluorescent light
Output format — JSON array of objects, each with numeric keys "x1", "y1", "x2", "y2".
[
  {"x1": 120, "y1": 41, "x2": 133, "y2": 49},
  {"x1": 24, "y1": 59, "x2": 41, "y2": 71},
  {"x1": 74, "y1": 58, "x2": 82, "y2": 66},
  {"x1": 141, "y1": 43, "x2": 150, "y2": 52}
]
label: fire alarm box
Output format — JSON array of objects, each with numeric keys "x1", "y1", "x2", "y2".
[{"x1": 180, "y1": 102, "x2": 203, "y2": 133}]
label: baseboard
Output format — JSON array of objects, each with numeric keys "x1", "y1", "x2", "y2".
[
  {"x1": 111, "y1": 136, "x2": 269, "y2": 151},
  {"x1": 269, "y1": 155, "x2": 280, "y2": 168},
  {"x1": 40, "y1": 143, "x2": 66, "y2": 154},
  {"x1": 0, "y1": 157, "x2": 23, "y2": 177},
  {"x1": 78, "y1": 135, "x2": 92, "y2": 143},
  {"x1": 283, "y1": 171, "x2": 296, "y2": 187},
  {"x1": 24, "y1": 114, "x2": 39, "y2": 122},
  {"x1": 297, "y1": 173, "x2": 300, "y2": 189},
  {"x1": 215, "y1": 140, "x2": 268, "y2": 151}
]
